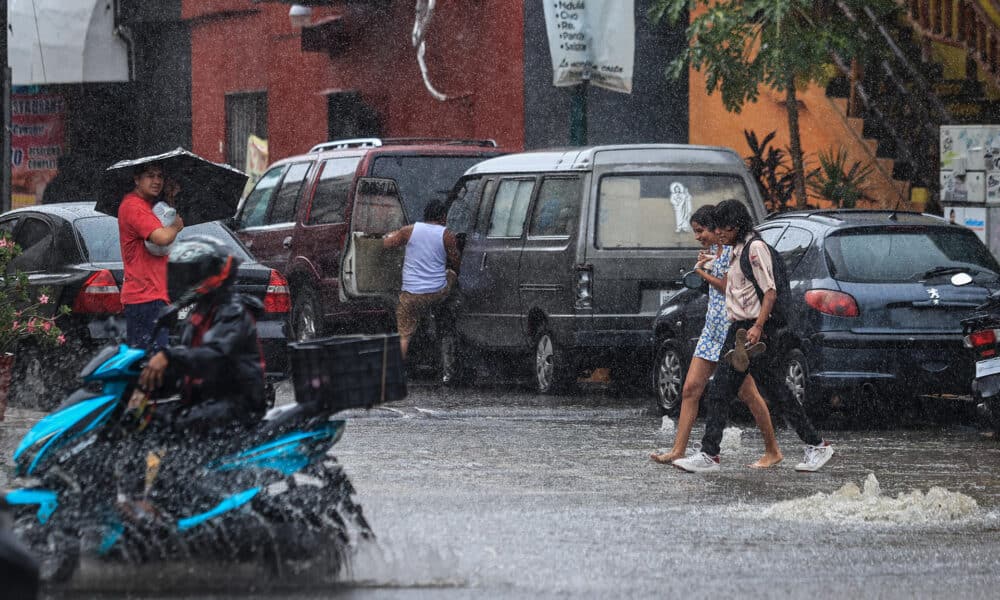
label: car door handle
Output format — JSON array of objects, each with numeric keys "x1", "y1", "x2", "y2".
[{"x1": 282, "y1": 236, "x2": 292, "y2": 249}]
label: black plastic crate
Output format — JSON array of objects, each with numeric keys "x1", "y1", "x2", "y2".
[{"x1": 289, "y1": 333, "x2": 407, "y2": 411}]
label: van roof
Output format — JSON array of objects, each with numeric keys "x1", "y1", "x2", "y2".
[{"x1": 465, "y1": 144, "x2": 744, "y2": 175}]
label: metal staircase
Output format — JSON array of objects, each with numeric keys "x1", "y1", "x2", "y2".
[{"x1": 824, "y1": 2, "x2": 1000, "y2": 211}]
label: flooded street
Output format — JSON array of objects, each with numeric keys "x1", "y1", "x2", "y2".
[{"x1": 3, "y1": 381, "x2": 1000, "y2": 598}]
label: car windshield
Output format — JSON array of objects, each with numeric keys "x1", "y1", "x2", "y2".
[
  {"x1": 371, "y1": 155, "x2": 495, "y2": 223},
  {"x1": 596, "y1": 173, "x2": 752, "y2": 249},
  {"x1": 74, "y1": 216, "x2": 253, "y2": 263},
  {"x1": 824, "y1": 226, "x2": 1000, "y2": 283}
]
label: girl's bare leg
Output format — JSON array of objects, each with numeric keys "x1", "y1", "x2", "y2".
[
  {"x1": 737, "y1": 376, "x2": 784, "y2": 468},
  {"x1": 651, "y1": 357, "x2": 715, "y2": 463}
]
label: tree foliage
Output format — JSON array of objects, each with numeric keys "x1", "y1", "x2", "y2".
[{"x1": 651, "y1": 0, "x2": 895, "y2": 207}]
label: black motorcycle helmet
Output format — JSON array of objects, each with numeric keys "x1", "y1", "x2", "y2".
[{"x1": 167, "y1": 236, "x2": 241, "y2": 306}]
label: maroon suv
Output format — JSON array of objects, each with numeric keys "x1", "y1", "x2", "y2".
[{"x1": 232, "y1": 138, "x2": 503, "y2": 341}]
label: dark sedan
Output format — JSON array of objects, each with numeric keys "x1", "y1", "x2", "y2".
[
  {"x1": 1, "y1": 202, "x2": 290, "y2": 409},
  {"x1": 652, "y1": 209, "x2": 1000, "y2": 422}
]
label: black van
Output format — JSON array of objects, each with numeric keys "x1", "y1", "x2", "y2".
[{"x1": 440, "y1": 145, "x2": 769, "y2": 392}]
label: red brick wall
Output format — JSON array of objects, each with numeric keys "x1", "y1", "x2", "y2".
[{"x1": 184, "y1": 1, "x2": 525, "y2": 166}]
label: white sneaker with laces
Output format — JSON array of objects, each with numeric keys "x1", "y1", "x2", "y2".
[
  {"x1": 672, "y1": 451, "x2": 720, "y2": 473},
  {"x1": 795, "y1": 441, "x2": 834, "y2": 472}
]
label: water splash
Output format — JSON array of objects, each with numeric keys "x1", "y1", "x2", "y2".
[
  {"x1": 342, "y1": 535, "x2": 465, "y2": 588},
  {"x1": 656, "y1": 416, "x2": 675, "y2": 437},
  {"x1": 757, "y1": 473, "x2": 982, "y2": 525},
  {"x1": 720, "y1": 427, "x2": 742, "y2": 451}
]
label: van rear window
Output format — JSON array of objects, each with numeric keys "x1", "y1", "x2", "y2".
[{"x1": 596, "y1": 174, "x2": 751, "y2": 249}]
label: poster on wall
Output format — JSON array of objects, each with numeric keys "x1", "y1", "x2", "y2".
[
  {"x1": 946, "y1": 205, "x2": 988, "y2": 243},
  {"x1": 543, "y1": 0, "x2": 635, "y2": 93},
  {"x1": 11, "y1": 93, "x2": 65, "y2": 208}
]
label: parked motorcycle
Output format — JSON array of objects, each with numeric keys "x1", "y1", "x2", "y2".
[
  {"x1": 962, "y1": 290, "x2": 1000, "y2": 436},
  {"x1": 3, "y1": 332, "x2": 404, "y2": 582}
]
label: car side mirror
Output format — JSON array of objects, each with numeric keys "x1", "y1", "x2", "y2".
[{"x1": 682, "y1": 270, "x2": 707, "y2": 292}]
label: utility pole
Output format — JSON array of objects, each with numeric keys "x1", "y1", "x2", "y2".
[
  {"x1": 569, "y1": 80, "x2": 588, "y2": 147},
  {"x1": 1, "y1": 0, "x2": 10, "y2": 213}
]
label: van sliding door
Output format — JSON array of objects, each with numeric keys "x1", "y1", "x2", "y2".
[
  {"x1": 457, "y1": 177, "x2": 535, "y2": 349},
  {"x1": 517, "y1": 176, "x2": 585, "y2": 346}
]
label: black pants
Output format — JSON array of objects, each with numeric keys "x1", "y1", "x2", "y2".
[
  {"x1": 124, "y1": 300, "x2": 169, "y2": 352},
  {"x1": 700, "y1": 320, "x2": 822, "y2": 457}
]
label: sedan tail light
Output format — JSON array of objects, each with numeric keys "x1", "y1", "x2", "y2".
[
  {"x1": 804, "y1": 289, "x2": 859, "y2": 317},
  {"x1": 72, "y1": 269, "x2": 123, "y2": 314},
  {"x1": 263, "y1": 270, "x2": 291, "y2": 313},
  {"x1": 964, "y1": 328, "x2": 1000, "y2": 358}
]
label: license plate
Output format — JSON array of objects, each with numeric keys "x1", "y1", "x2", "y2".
[{"x1": 976, "y1": 356, "x2": 1000, "y2": 378}]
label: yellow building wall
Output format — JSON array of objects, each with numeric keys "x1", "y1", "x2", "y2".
[{"x1": 688, "y1": 65, "x2": 912, "y2": 210}]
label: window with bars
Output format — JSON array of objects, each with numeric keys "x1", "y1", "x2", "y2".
[{"x1": 326, "y1": 91, "x2": 380, "y2": 142}]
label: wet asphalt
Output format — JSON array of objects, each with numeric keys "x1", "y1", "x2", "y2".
[{"x1": 3, "y1": 378, "x2": 1000, "y2": 599}]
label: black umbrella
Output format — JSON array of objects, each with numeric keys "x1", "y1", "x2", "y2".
[{"x1": 97, "y1": 147, "x2": 249, "y2": 226}]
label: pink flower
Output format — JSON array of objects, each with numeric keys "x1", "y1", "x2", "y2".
[
  {"x1": 38, "y1": 294, "x2": 49, "y2": 304},
  {"x1": 11, "y1": 321, "x2": 18, "y2": 330},
  {"x1": 26, "y1": 319, "x2": 36, "y2": 333},
  {"x1": 57, "y1": 334, "x2": 66, "y2": 345},
  {"x1": 42, "y1": 321, "x2": 52, "y2": 332},
  {"x1": 0, "y1": 238, "x2": 8, "y2": 248}
]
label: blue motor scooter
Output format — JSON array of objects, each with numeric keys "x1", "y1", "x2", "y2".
[{"x1": 3, "y1": 331, "x2": 403, "y2": 582}]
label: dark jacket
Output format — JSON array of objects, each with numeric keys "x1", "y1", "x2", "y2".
[{"x1": 164, "y1": 291, "x2": 266, "y2": 418}]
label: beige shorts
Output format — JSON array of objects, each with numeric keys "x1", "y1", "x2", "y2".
[{"x1": 396, "y1": 270, "x2": 456, "y2": 338}]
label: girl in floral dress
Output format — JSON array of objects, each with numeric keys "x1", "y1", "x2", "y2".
[{"x1": 651, "y1": 205, "x2": 783, "y2": 468}]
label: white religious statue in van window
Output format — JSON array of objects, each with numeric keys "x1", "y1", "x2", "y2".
[{"x1": 669, "y1": 182, "x2": 693, "y2": 233}]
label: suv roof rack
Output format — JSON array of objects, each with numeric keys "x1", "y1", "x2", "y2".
[
  {"x1": 308, "y1": 137, "x2": 498, "y2": 153},
  {"x1": 380, "y1": 138, "x2": 498, "y2": 148},
  {"x1": 309, "y1": 138, "x2": 383, "y2": 153}
]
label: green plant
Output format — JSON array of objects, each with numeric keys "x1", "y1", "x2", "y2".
[
  {"x1": 650, "y1": 0, "x2": 897, "y2": 208},
  {"x1": 0, "y1": 234, "x2": 71, "y2": 354},
  {"x1": 744, "y1": 130, "x2": 797, "y2": 213},
  {"x1": 807, "y1": 147, "x2": 875, "y2": 208}
]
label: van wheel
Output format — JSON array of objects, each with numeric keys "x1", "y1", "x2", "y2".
[
  {"x1": 534, "y1": 329, "x2": 574, "y2": 394},
  {"x1": 292, "y1": 286, "x2": 322, "y2": 342},
  {"x1": 653, "y1": 339, "x2": 684, "y2": 416}
]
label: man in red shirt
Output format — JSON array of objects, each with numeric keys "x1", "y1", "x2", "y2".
[{"x1": 118, "y1": 163, "x2": 184, "y2": 350}]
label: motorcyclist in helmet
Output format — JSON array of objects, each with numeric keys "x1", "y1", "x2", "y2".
[{"x1": 136, "y1": 235, "x2": 266, "y2": 433}]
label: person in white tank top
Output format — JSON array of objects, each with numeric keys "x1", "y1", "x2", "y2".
[{"x1": 382, "y1": 200, "x2": 460, "y2": 359}]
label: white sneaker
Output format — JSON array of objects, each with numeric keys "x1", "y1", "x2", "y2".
[
  {"x1": 795, "y1": 441, "x2": 834, "y2": 472},
  {"x1": 672, "y1": 451, "x2": 720, "y2": 473}
]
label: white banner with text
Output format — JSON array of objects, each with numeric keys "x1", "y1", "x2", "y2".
[{"x1": 543, "y1": 0, "x2": 635, "y2": 93}]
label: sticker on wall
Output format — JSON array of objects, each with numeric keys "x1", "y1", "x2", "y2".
[
  {"x1": 988, "y1": 172, "x2": 1000, "y2": 204},
  {"x1": 669, "y1": 182, "x2": 693, "y2": 233}
]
